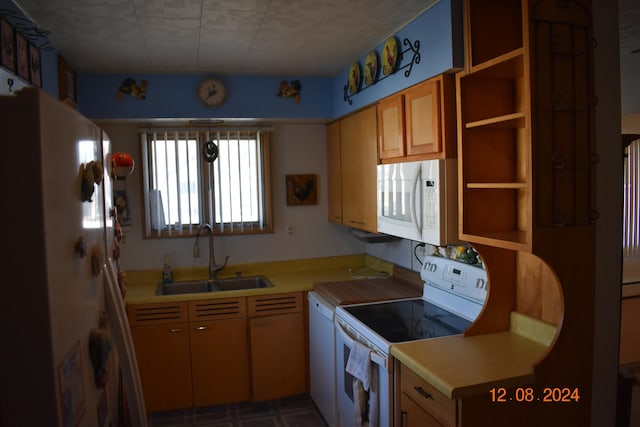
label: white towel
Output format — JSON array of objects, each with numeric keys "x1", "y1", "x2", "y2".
[
  {"x1": 346, "y1": 342, "x2": 379, "y2": 427},
  {"x1": 346, "y1": 341, "x2": 372, "y2": 389}
]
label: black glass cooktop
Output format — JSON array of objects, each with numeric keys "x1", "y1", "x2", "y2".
[{"x1": 344, "y1": 298, "x2": 471, "y2": 343}]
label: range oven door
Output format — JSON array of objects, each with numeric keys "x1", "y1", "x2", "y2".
[{"x1": 334, "y1": 319, "x2": 392, "y2": 427}]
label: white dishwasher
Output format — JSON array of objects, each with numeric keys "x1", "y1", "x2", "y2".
[{"x1": 308, "y1": 291, "x2": 337, "y2": 427}]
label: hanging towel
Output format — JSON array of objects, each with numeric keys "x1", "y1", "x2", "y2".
[
  {"x1": 346, "y1": 340, "x2": 372, "y2": 389},
  {"x1": 346, "y1": 341, "x2": 379, "y2": 427}
]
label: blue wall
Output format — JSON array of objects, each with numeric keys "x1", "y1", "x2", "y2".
[
  {"x1": 77, "y1": 74, "x2": 334, "y2": 120},
  {"x1": 2, "y1": 0, "x2": 462, "y2": 120},
  {"x1": 332, "y1": 0, "x2": 463, "y2": 117}
]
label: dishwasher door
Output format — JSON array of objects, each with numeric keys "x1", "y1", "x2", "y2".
[{"x1": 308, "y1": 291, "x2": 337, "y2": 427}]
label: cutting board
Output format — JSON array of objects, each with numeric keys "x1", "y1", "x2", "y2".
[{"x1": 313, "y1": 276, "x2": 422, "y2": 307}]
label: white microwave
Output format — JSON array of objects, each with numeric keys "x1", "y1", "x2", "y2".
[{"x1": 377, "y1": 159, "x2": 458, "y2": 245}]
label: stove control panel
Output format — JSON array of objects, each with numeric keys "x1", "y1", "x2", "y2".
[{"x1": 420, "y1": 255, "x2": 488, "y2": 303}]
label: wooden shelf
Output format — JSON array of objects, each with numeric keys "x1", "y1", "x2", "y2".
[
  {"x1": 465, "y1": 112, "x2": 526, "y2": 129},
  {"x1": 467, "y1": 48, "x2": 525, "y2": 76},
  {"x1": 466, "y1": 182, "x2": 526, "y2": 189},
  {"x1": 460, "y1": 230, "x2": 528, "y2": 252}
]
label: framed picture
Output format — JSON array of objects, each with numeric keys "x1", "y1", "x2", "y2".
[
  {"x1": 15, "y1": 31, "x2": 28, "y2": 80},
  {"x1": 286, "y1": 174, "x2": 317, "y2": 206},
  {"x1": 58, "y1": 55, "x2": 77, "y2": 107},
  {"x1": 29, "y1": 42, "x2": 41, "y2": 87},
  {"x1": 1, "y1": 18, "x2": 15, "y2": 72}
]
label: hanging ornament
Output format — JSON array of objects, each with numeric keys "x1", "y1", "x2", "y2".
[{"x1": 110, "y1": 152, "x2": 135, "y2": 178}]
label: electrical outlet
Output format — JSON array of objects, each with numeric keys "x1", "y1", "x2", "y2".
[{"x1": 287, "y1": 224, "x2": 295, "y2": 237}]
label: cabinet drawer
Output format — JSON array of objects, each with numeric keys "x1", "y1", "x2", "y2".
[
  {"x1": 127, "y1": 302, "x2": 188, "y2": 326},
  {"x1": 188, "y1": 297, "x2": 246, "y2": 321},
  {"x1": 248, "y1": 292, "x2": 302, "y2": 317},
  {"x1": 401, "y1": 366, "x2": 456, "y2": 427}
]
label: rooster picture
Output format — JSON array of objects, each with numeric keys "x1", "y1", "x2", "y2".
[{"x1": 286, "y1": 175, "x2": 317, "y2": 205}]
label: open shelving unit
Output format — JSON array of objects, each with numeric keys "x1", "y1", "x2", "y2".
[{"x1": 457, "y1": 7, "x2": 532, "y2": 251}]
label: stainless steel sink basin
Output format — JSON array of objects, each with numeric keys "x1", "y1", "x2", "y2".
[
  {"x1": 156, "y1": 276, "x2": 273, "y2": 295},
  {"x1": 213, "y1": 276, "x2": 273, "y2": 291},
  {"x1": 158, "y1": 280, "x2": 212, "y2": 295}
]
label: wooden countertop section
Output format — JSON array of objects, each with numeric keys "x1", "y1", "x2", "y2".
[
  {"x1": 313, "y1": 277, "x2": 423, "y2": 306},
  {"x1": 391, "y1": 312, "x2": 556, "y2": 399}
]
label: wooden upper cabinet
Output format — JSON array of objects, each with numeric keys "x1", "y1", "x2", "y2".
[
  {"x1": 378, "y1": 94, "x2": 405, "y2": 159},
  {"x1": 378, "y1": 73, "x2": 456, "y2": 163},
  {"x1": 405, "y1": 78, "x2": 441, "y2": 156},
  {"x1": 340, "y1": 106, "x2": 378, "y2": 232},
  {"x1": 326, "y1": 120, "x2": 342, "y2": 224}
]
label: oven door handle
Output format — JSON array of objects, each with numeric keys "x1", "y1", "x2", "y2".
[{"x1": 335, "y1": 321, "x2": 386, "y2": 367}]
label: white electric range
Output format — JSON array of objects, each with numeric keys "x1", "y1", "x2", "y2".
[{"x1": 334, "y1": 254, "x2": 488, "y2": 427}]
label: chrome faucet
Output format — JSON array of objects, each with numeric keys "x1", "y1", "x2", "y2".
[{"x1": 193, "y1": 223, "x2": 229, "y2": 280}]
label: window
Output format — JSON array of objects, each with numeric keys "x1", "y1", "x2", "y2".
[
  {"x1": 140, "y1": 128, "x2": 272, "y2": 238},
  {"x1": 624, "y1": 137, "x2": 640, "y2": 255}
]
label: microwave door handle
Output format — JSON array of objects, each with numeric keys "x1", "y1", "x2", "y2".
[
  {"x1": 335, "y1": 321, "x2": 386, "y2": 367},
  {"x1": 410, "y1": 166, "x2": 422, "y2": 237}
]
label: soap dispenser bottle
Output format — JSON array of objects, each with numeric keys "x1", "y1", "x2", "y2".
[{"x1": 162, "y1": 254, "x2": 174, "y2": 284}]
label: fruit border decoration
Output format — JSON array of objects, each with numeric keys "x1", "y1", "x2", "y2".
[{"x1": 343, "y1": 37, "x2": 421, "y2": 105}]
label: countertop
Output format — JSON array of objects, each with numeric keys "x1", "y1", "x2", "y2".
[
  {"x1": 124, "y1": 254, "x2": 396, "y2": 305},
  {"x1": 391, "y1": 312, "x2": 557, "y2": 399}
]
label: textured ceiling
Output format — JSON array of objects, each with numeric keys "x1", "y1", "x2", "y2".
[
  {"x1": 11, "y1": 0, "x2": 439, "y2": 76},
  {"x1": 9, "y1": 0, "x2": 640, "y2": 77},
  {"x1": 619, "y1": 0, "x2": 640, "y2": 55}
]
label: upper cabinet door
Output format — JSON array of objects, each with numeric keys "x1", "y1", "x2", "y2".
[
  {"x1": 326, "y1": 121, "x2": 342, "y2": 224},
  {"x1": 378, "y1": 94, "x2": 405, "y2": 160},
  {"x1": 405, "y1": 78, "x2": 441, "y2": 156}
]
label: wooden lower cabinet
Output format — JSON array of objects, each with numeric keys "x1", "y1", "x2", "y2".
[
  {"x1": 400, "y1": 392, "x2": 447, "y2": 427},
  {"x1": 188, "y1": 297, "x2": 250, "y2": 407},
  {"x1": 249, "y1": 293, "x2": 307, "y2": 401},
  {"x1": 130, "y1": 322, "x2": 193, "y2": 412},
  {"x1": 127, "y1": 302, "x2": 192, "y2": 412},
  {"x1": 128, "y1": 292, "x2": 307, "y2": 411},
  {"x1": 190, "y1": 317, "x2": 250, "y2": 406},
  {"x1": 398, "y1": 363, "x2": 456, "y2": 427}
]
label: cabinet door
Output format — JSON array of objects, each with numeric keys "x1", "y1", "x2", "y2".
[
  {"x1": 405, "y1": 79, "x2": 441, "y2": 156},
  {"x1": 378, "y1": 94, "x2": 405, "y2": 160},
  {"x1": 190, "y1": 317, "x2": 250, "y2": 407},
  {"x1": 327, "y1": 120, "x2": 343, "y2": 224},
  {"x1": 250, "y1": 311, "x2": 307, "y2": 401},
  {"x1": 400, "y1": 393, "x2": 445, "y2": 427},
  {"x1": 340, "y1": 105, "x2": 378, "y2": 232},
  {"x1": 130, "y1": 323, "x2": 192, "y2": 412}
]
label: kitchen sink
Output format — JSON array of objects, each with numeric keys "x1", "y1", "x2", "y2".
[
  {"x1": 157, "y1": 276, "x2": 273, "y2": 295},
  {"x1": 214, "y1": 276, "x2": 273, "y2": 291},
  {"x1": 158, "y1": 280, "x2": 212, "y2": 295}
]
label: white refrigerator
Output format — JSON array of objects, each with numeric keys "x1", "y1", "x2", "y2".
[{"x1": 0, "y1": 88, "x2": 144, "y2": 426}]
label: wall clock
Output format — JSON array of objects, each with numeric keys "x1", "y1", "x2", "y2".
[{"x1": 198, "y1": 77, "x2": 226, "y2": 106}]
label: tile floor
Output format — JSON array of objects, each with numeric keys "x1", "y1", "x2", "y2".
[{"x1": 147, "y1": 394, "x2": 328, "y2": 427}]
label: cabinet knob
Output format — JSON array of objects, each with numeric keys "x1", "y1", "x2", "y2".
[
  {"x1": 253, "y1": 319, "x2": 271, "y2": 327},
  {"x1": 169, "y1": 328, "x2": 183, "y2": 333},
  {"x1": 195, "y1": 326, "x2": 209, "y2": 331}
]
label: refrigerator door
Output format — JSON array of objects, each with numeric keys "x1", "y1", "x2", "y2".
[{"x1": 0, "y1": 88, "x2": 120, "y2": 427}]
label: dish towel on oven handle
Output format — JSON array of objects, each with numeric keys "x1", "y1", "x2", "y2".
[{"x1": 346, "y1": 341, "x2": 379, "y2": 427}]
